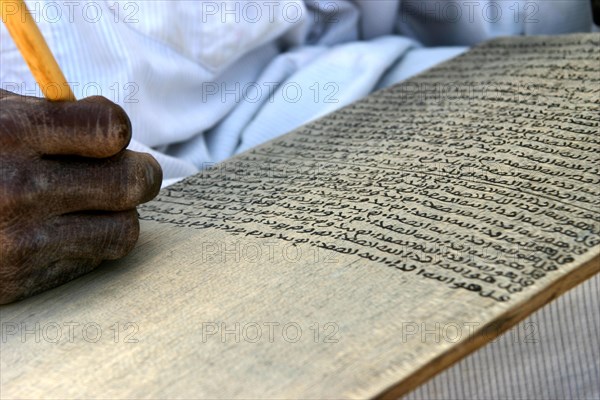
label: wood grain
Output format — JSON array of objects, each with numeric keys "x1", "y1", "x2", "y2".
[{"x1": 1, "y1": 33, "x2": 599, "y2": 399}]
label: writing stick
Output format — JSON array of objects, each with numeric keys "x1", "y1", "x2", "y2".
[{"x1": 1, "y1": 0, "x2": 75, "y2": 101}]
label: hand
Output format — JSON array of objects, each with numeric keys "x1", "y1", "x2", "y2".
[{"x1": 0, "y1": 90, "x2": 162, "y2": 304}]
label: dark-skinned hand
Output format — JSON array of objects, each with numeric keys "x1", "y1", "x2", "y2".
[{"x1": 0, "y1": 90, "x2": 162, "y2": 304}]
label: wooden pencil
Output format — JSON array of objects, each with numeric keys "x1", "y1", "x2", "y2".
[{"x1": 1, "y1": 0, "x2": 75, "y2": 101}]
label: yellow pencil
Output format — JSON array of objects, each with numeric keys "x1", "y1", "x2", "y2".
[{"x1": 1, "y1": 0, "x2": 75, "y2": 101}]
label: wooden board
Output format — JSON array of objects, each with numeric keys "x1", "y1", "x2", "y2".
[{"x1": 1, "y1": 33, "x2": 599, "y2": 399}]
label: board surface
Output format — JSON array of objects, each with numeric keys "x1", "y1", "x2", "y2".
[{"x1": 1, "y1": 34, "x2": 599, "y2": 399}]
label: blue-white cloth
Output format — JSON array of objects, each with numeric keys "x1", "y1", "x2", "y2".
[
  {"x1": 1, "y1": 1, "x2": 594, "y2": 183},
  {"x1": 1, "y1": 1, "x2": 597, "y2": 398}
]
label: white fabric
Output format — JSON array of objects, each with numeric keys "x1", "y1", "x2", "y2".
[
  {"x1": 1, "y1": 0, "x2": 594, "y2": 182},
  {"x1": 1, "y1": 1, "x2": 597, "y2": 398}
]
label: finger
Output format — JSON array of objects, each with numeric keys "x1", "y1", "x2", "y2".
[
  {"x1": 0, "y1": 89, "x2": 19, "y2": 100},
  {"x1": 18, "y1": 150, "x2": 162, "y2": 215},
  {"x1": 0, "y1": 258, "x2": 102, "y2": 304},
  {"x1": 1, "y1": 95, "x2": 131, "y2": 158},
  {"x1": 0, "y1": 210, "x2": 138, "y2": 303},
  {"x1": 47, "y1": 209, "x2": 140, "y2": 260},
  {"x1": 1, "y1": 210, "x2": 138, "y2": 267}
]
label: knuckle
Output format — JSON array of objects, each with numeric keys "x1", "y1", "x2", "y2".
[
  {"x1": 1, "y1": 225, "x2": 51, "y2": 264},
  {"x1": 0, "y1": 96, "x2": 35, "y2": 151},
  {"x1": 0, "y1": 161, "x2": 39, "y2": 216},
  {"x1": 0, "y1": 226, "x2": 49, "y2": 304}
]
